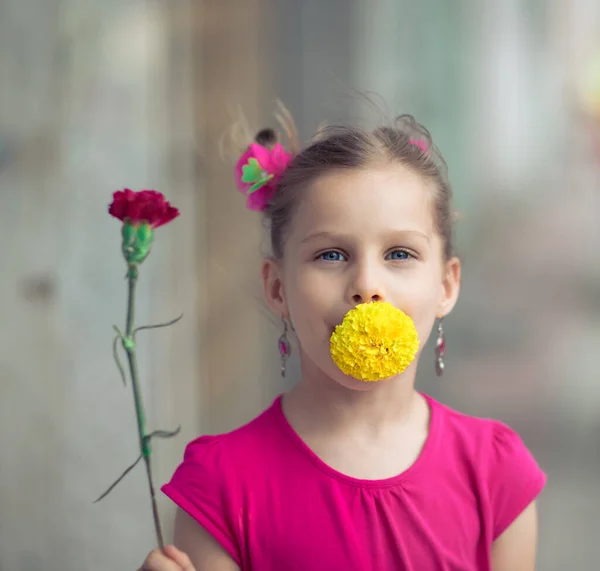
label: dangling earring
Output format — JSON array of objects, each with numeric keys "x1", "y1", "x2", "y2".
[
  {"x1": 435, "y1": 319, "x2": 446, "y2": 377},
  {"x1": 278, "y1": 317, "x2": 292, "y2": 377}
]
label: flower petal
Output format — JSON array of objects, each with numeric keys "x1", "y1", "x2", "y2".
[
  {"x1": 234, "y1": 147, "x2": 257, "y2": 192},
  {"x1": 246, "y1": 184, "x2": 275, "y2": 211},
  {"x1": 108, "y1": 188, "x2": 179, "y2": 228},
  {"x1": 108, "y1": 188, "x2": 135, "y2": 221},
  {"x1": 269, "y1": 143, "x2": 293, "y2": 173},
  {"x1": 249, "y1": 143, "x2": 273, "y2": 169},
  {"x1": 330, "y1": 302, "x2": 419, "y2": 382}
]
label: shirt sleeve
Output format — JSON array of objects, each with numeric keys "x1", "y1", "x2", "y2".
[
  {"x1": 488, "y1": 422, "x2": 547, "y2": 540},
  {"x1": 161, "y1": 435, "x2": 241, "y2": 565}
]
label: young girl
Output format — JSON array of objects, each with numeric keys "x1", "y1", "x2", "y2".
[{"x1": 140, "y1": 115, "x2": 546, "y2": 571}]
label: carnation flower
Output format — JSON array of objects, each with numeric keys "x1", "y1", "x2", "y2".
[
  {"x1": 99, "y1": 188, "x2": 181, "y2": 550},
  {"x1": 108, "y1": 189, "x2": 179, "y2": 266},
  {"x1": 109, "y1": 188, "x2": 179, "y2": 228}
]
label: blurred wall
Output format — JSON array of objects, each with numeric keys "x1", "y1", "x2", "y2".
[
  {"x1": 352, "y1": 2, "x2": 600, "y2": 569},
  {"x1": 1, "y1": 0, "x2": 599, "y2": 569},
  {"x1": 0, "y1": 1, "x2": 202, "y2": 569}
]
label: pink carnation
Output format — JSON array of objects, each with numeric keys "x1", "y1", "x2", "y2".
[{"x1": 234, "y1": 143, "x2": 292, "y2": 212}]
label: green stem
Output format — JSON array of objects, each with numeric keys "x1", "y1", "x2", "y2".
[{"x1": 124, "y1": 264, "x2": 164, "y2": 550}]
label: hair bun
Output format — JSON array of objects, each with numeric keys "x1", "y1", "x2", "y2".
[{"x1": 254, "y1": 128, "x2": 278, "y2": 148}]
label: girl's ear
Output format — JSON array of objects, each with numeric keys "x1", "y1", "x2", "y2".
[
  {"x1": 438, "y1": 256, "x2": 461, "y2": 318},
  {"x1": 262, "y1": 257, "x2": 289, "y2": 318}
]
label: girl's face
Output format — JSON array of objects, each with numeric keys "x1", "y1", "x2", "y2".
[{"x1": 263, "y1": 165, "x2": 461, "y2": 389}]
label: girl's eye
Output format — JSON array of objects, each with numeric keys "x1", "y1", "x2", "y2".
[
  {"x1": 318, "y1": 250, "x2": 347, "y2": 262},
  {"x1": 386, "y1": 249, "x2": 412, "y2": 261}
]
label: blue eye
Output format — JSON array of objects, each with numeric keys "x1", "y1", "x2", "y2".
[
  {"x1": 387, "y1": 250, "x2": 411, "y2": 261},
  {"x1": 319, "y1": 250, "x2": 346, "y2": 262}
]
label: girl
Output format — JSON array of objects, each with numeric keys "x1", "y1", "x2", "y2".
[{"x1": 140, "y1": 115, "x2": 546, "y2": 571}]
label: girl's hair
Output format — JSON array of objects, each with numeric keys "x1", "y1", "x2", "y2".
[{"x1": 261, "y1": 114, "x2": 455, "y2": 261}]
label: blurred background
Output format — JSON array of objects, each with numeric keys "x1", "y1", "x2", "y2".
[{"x1": 1, "y1": 0, "x2": 599, "y2": 569}]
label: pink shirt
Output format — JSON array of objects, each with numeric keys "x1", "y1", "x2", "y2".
[{"x1": 162, "y1": 393, "x2": 546, "y2": 570}]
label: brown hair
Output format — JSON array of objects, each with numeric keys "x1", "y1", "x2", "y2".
[{"x1": 261, "y1": 114, "x2": 455, "y2": 261}]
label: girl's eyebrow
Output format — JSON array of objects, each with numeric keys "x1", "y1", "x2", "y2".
[{"x1": 300, "y1": 230, "x2": 430, "y2": 244}]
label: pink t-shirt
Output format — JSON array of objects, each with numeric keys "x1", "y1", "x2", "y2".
[{"x1": 162, "y1": 393, "x2": 546, "y2": 570}]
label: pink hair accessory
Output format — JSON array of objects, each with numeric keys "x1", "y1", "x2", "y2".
[
  {"x1": 235, "y1": 142, "x2": 292, "y2": 212},
  {"x1": 409, "y1": 138, "x2": 428, "y2": 153}
]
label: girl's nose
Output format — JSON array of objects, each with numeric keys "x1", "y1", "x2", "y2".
[
  {"x1": 352, "y1": 291, "x2": 382, "y2": 304},
  {"x1": 348, "y1": 263, "x2": 385, "y2": 305}
]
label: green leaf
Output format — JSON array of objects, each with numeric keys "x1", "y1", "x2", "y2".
[
  {"x1": 94, "y1": 454, "x2": 143, "y2": 503},
  {"x1": 240, "y1": 157, "x2": 274, "y2": 194},
  {"x1": 247, "y1": 174, "x2": 274, "y2": 194},
  {"x1": 112, "y1": 334, "x2": 127, "y2": 386},
  {"x1": 241, "y1": 158, "x2": 264, "y2": 184},
  {"x1": 145, "y1": 426, "x2": 182, "y2": 441},
  {"x1": 133, "y1": 313, "x2": 184, "y2": 337}
]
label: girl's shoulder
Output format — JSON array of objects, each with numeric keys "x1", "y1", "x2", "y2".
[
  {"x1": 423, "y1": 393, "x2": 547, "y2": 538},
  {"x1": 424, "y1": 392, "x2": 536, "y2": 458},
  {"x1": 160, "y1": 397, "x2": 287, "y2": 565},
  {"x1": 163, "y1": 395, "x2": 288, "y2": 489}
]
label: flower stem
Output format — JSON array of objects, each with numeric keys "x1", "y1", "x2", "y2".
[{"x1": 125, "y1": 264, "x2": 164, "y2": 549}]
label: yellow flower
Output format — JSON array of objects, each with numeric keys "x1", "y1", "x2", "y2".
[{"x1": 330, "y1": 302, "x2": 419, "y2": 382}]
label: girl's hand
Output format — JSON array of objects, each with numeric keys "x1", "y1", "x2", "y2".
[{"x1": 140, "y1": 545, "x2": 196, "y2": 571}]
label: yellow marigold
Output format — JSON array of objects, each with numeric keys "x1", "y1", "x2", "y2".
[{"x1": 330, "y1": 302, "x2": 419, "y2": 382}]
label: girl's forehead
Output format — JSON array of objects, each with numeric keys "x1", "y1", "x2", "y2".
[{"x1": 291, "y1": 167, "x2": 436, "y2": 236}]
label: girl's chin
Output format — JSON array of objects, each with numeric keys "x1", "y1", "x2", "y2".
[
  {"x1": 303, "y1": 348, "x2": 398, "y2": 389},
  {"x1": 329, "y1": 368, "x2": 397, "y2": 391}
]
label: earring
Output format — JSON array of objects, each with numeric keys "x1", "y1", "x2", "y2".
[
  {"x1": 435, "y1": 319, "x2": 446, "y2": 377},
  {"x1": 278, "y1": 317, "x2": 292, "y2": 377}
]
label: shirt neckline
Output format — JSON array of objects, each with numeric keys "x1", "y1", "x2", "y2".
[{"x1": 271, "y1": 391, "x2": 440, "y2": 489}]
